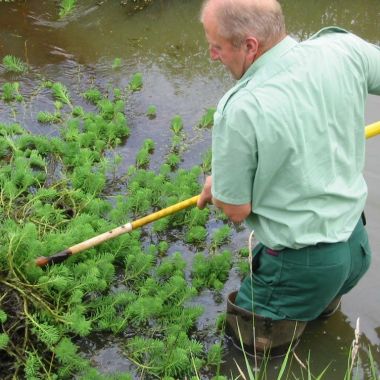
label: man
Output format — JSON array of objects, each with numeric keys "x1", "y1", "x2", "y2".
[{"x1": 197, "y1": 0, "x2": 380, "y2": 353}]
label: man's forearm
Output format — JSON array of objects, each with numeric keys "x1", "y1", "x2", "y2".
[{"x1": 197, "y1": 176, "x2": 251, "y2": 223}]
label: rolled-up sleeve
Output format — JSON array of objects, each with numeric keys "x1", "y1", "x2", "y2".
[{"x1": 211, "y1": 100, "x2": 258, "y2": 205}]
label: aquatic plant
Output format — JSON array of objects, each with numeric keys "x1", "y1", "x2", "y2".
[
  {"x1": 2, "y1": 82, "x2": 23, "y2": 102},
  {"x1": 112, "y1": 57, "x2": 122, "y2": 69},
  {"x1": 146, "y1": 104, "x2": 157, "y2": 118},
  {"x1": 191, "y1": 250, "x2": 232, "y2": 291},
  {"x1": 59, "y1": 0, "x2": 77, "y2": 18},
  {"x1": 51, "y1": 82, "x2": 73, "y2": 109},
  {"x1": 83, "y1": 87, "x2": 103, "y2": 104},
  {"x1": 171, "y1": 114, "x2": 184, "y2": 134},
  {"x1": 198, "y1": 107, "x2": 216, "y2": 128},
  {"x1": 37, "y1": 111, "x2": 62, "y2": 123},
  {"x1": 2, "y1": 55, "x2": 27, "y2": 73},
  {"x1": 211, "y1": 225, "x2": 232, "y2": 248},
  {"x1": 128, "y1": 72, "x2": 143, "y2": 91},
  {"x1": 201, "y1": 148, "x2": 212, "y2": 174}
]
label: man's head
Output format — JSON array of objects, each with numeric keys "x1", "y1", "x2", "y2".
[{"x1": 200, "y1": 0, "x2": 286, "y2": 79}]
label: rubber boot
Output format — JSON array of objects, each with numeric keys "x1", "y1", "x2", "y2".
[
  {"x1": 318, "y1": 296, "x2": 341, "y2": 319},
  {"x1": 225, "y1": 291, "x2": 307, "y2": 357}
]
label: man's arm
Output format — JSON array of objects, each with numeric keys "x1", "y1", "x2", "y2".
[{"x1": 197, "y1": 175, "x2": 252, "y2": 223}]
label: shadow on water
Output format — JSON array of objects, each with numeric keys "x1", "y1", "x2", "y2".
[{"x1": 1, "y1": 0, "x2": 380, "y2": 378}]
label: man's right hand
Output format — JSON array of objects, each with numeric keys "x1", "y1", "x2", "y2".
[{"x1": 197, "y1": 175, "x2": 213, "y2": 209}]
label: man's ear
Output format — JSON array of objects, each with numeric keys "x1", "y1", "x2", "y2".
[{"x1": 245, "y1": 36, "x2": 259, "y2": 60}]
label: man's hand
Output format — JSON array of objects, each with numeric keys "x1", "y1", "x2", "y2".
[{"x1": 197, "y1": 175, "x2": 213, "y2": 209}]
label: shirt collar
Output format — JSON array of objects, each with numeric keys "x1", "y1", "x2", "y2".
[{"x1": 239, "y1": 35, "x2": 298, "y2": 83}]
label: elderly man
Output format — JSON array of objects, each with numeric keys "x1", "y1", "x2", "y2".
[{"x1": 198, "y1": 0, "x2": 380, "y2": 354}]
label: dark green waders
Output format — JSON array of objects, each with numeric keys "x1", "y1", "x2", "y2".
[
  {"x1": 225, "y1": 292, "x2": 341, "y2": 357},
  {"x1": 225, "y1": 291, "x2": 307, "y2": 357}
]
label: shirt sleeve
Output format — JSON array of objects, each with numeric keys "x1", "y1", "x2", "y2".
[
  {"x1": 365, "y1": 42, "x2": 380, "y2": 95},
  {"x1": 211, "y1": 99, "x2": 258, "y2": 205},
  {"x1": 352, "y1": 35, "x2": 380, "y2": 95}
]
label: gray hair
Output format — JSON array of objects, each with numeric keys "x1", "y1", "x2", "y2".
[{"x1": 201, "y1": 0, "x2": 286, "y2": 49}]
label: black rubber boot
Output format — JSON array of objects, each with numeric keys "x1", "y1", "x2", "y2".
[{"x1": 225, "y1": 291, "x2": 307, "y2": 357}]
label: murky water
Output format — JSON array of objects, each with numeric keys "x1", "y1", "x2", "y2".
[{"x1": 1, "y1": 0, "x2": 380, "y2": 378}]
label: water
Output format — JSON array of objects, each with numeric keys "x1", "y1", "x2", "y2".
[{"x1": 1, "y1": 0, "x2": 380, "y2": 378}]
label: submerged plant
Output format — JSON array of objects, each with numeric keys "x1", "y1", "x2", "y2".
[
  {"x1": 171, "y1": 115, "x2": 184, "y2": 134},
  {"x1": 146, "y1": 104, "x2": 157, "y2": 118},
  {"x1": 211, "y1": 225, "x2": 232, "y2": 248},
  {"x1": 51, "y1": 82, "x2": 72, "y2": 108},
  {"x1": 59, "y1": 0, "x2": 77, "y2": 18},
  {"x1": 198, "y1": 107, "x2": 216, "y2": 128},
  {"x1": 37, "y1": 111, "x2": 61, "y2": 123},
  {"x1": 112, "y1": 57, "x2": 122, "y2": 69},
  {"x1": 128, "y1": 72, "x2": 143, "y2": 91},
  {"x1": 2, "y1": 55, "x2": 27, "y2": 73},
  {"x1": 83, "y1": 88, "x2": 102, "y2": 104},
  {"x1": 2, "y1": 82, "x2": 23, "y2": 102},
  {"x1": 191, "y1": 250, "x2": 232, "y2": 291}
]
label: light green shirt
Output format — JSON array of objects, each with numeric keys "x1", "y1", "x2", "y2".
[{"x1": 212, "y1": 27, "x2": 380, "y2": 249}]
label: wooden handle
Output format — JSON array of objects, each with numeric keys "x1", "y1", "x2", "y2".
[{"x1": 36, "y1": 195, "x2": 200, "y2": 267}]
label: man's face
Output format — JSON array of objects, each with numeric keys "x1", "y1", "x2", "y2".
[{"x1": 203, "y1": 13, "x2": 251, "y2": 80}]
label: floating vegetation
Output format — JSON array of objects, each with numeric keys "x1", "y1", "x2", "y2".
[
  {"x1": 128, "y1": 72, "x2": 143, "y2": 91},
  {"x1": 171, "y1": 114, "x2": 184, "y2": 134},
  {"x1": 1, "y1": 82, "x2": 23, "y2": 102},
  {"x1": 198, "y1": 107, "x2": 216, "y2": 128},
  {"x1": 51, "y1": 82, "x2": 72, "y2": 109},
  {"x1": 0, "y1": 68, "x2": 239, "y2": 379},
  {"x1": 112, "y1": 57, "x2": 122, "y2": 70},
  {"x1": 2, "y1": 55, "x2": 28, "y2": 73},
  {"x1": 192, "y1": 250, "x2": 233, "y2": 291},
  {"x1": 59, "y1": 0, "x2": 77, "y2": 18},
  {"x1": 37, "y1": 111, "x2": 62, "y2": 124},
  {"x1": 146, "y1": 104, "x2": 157, "y2": 118}
]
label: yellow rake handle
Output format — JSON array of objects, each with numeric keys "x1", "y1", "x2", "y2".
[
  {"x1": 35, "y1": 195, "x2": 199, "y2": 267},
  {"x1": 365, "y1": 121, "x2": 380, "y2": 139}
]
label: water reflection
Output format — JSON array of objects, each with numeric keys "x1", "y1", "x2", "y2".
[{"x1": 282, "y1": 0, "x2": 380, "y2": 43}]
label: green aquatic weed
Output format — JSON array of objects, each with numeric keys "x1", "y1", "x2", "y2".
[
  {"x1": 51, "y1": 82, "x2": 73, "y2": 108},
  {"x1": 112, "y1": 57, "x2": 122, "y2": 69},
  {"x1": 83, "y1": 88, "x2": 102, "y2": 104},
  {"x1": 158, "y1": 241, "x2": 169, "y2": 255},
  {"x1": 185, "y1": 225, "x2": 207, "y2": 244},
  {"x1": 171, "y1": 115, "x2": 183, "y2": 134},
  {"x1": 2, "y1": 55, "x2": 27, "y2": 73},
  {"x1": 211, "y1": 225, "x2": 232, "y2": 248},
  {"x1": 201, "y1": 148, "x2": 212, "y2": 174},
  {"x1": 2, "y1": 82, "x2": 23, "y2": 102},
  {"x1": 0, "y1": 333, "x2": 9, "y2": 350},
  {"x1": 198, "y1": 107, "x2": 216, "y2": 128},
  {"x1": 128, "y1": 72, "x2": 143, "y2": 91},
  {"x1": 143, "y1": 138, "x2": 155, "y2": 152},
  {"x1": 37, "y1": 111, "x2": 61, "y2": 124},
  {"x1": 191, "y1": 250, "x2": 232, "y2": 291},
  {"x1": 135, "y1": 147, "x2": 150, "y2": 168},
  {"x1": 166, "y1": 152, "x2": 181, "y2": 168},
  {"x1": 207, "y1": 343, "x2": 223, "y2": 366},
  {"x1": 126, "y1": 332, "x2": 203, "y2": 378},
  {"x1": 147, "y1": 104, "x2": 157, "y2": 118},
  {"x1": 59, "y1": 0, "x2": 77, "y2": 18}
]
